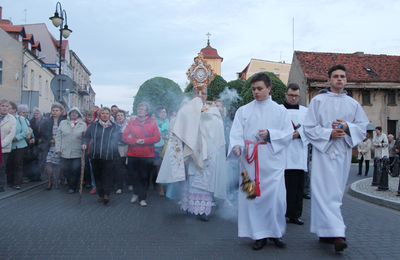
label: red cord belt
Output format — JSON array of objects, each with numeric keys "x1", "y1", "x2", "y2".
[{"x1": 244, "y1": 140, "x2": 267, "y2": 197}]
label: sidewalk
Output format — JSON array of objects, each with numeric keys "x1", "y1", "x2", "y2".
[
  {"x1": 349, "y1": 175, "x2": 400, "y2": 210},
  {"x1": 0, "y1": 180, "x2": 46, "y2": 201}
]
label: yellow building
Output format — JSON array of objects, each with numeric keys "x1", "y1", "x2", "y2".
[
  {"x1": 238, "y1": 58, "x2": 291, "y2": 85},
  {"x1": 199, "y1": 39, "x2": 223, "y2": 76}
]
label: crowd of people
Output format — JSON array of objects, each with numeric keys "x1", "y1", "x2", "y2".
[
  {"x1": 2, "y1": 64, "x2": 400, "y2": 254},
  {"x1": 0, "y1": 99, "x2": 175, "y2": 208}
]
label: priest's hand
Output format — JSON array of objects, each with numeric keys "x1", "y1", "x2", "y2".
[
  {"x1": 258, "y1": 129, "x2": 269, "y2": 141},
  {"x1": 293, "y1": 130, "x2": 300, "y2": 139},
  {"x1": 233, "y1": 145, "x2": 241, "y2": 157},
  {"x1": 136, "y1": 139, "x2": 145, "y2": 144},
  {"x1": 331, "y1": 129, "x2": 346, "y2": 139}
]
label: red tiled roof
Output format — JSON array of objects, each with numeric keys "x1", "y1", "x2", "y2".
[
  {"x1": 295, "y1": 51, "x2": 400, "y2": 83},
  {"x1": 0, "y1": 24, "x2": 26, "y2": 37},
  {"x1": 200, "y1": 44, "x2": 223, "y2": 60}
]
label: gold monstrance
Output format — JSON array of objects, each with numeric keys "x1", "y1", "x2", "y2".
[{"x1": 186, "y1": 52, "x2": 215, "y2": 105}]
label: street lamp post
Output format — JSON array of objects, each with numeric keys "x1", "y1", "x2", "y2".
[{"x1": 49, "y1": 1, "x2": 72, "y2": 75}]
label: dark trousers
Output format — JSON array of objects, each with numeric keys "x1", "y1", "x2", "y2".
[
  {"x1": 114, "y1": 157, "x2": 127, "y2": 190},
  {"x1": 91, "y1": 159, "x2": 115, "y2": 198},
  {"x1": 127, "y1": 157, "x2": 153, "y2": 201},
  {"x1": 0, "y1": 153, "x2": 9, "y2": 188},
  {"x1": 61, "y1": 158, "x2": 81, "y2": 190},
  {"x1": 358, "y1": 155, "x2": 370, "y2": 176},
  {"x1": 373, "y1": 157, "x2": 389, "y2": 189},
  {"x1": 285, "y1": 169, "x2": 305, "y2": 219},
  {"x1": 7, "y1": 147, "x2": 26, "y2": 186}
]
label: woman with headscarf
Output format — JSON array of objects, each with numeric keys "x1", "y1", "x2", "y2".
[
  {"x1": 56, "y1": 107, "x2": 87, "y2": 193},
  {"x1": 123, "y1": 102, "x2": 160, "y2": 207},
  {"x1": 82, "y1": 107, "x2": 121, "y2": 205}
]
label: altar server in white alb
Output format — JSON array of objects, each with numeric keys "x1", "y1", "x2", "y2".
[
  {"x1": 283, "y1": 83, "x2": 309, "y2": 226},
  {"x1": 303, "y1": 64, "x2": 368, "y2": 252},
  {"x1": 229, "y1": 72, "x2": 293, "y2": 250}
]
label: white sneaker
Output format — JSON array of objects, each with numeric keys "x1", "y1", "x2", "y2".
[
  {"x1": 139, "y1": 200, "x2": 147, "y2": 207},
  {"x1": 116, "y1": 189, "x2": 122, "y2": 194},
  {"x1": 130, "y1": 194, "x2": 138, "y2": 203},
  {"x1": 128, "y1": 185, "x2": 133, "y2": 191}
]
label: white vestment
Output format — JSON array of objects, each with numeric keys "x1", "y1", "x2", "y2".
[
  {"x1": 285, "y1": 105, "x2": 309, "y2": 170},
  {"x1": 303, "y1": 91, "x2": 368, "y2": 237},
  {"x1": 228, "y1": 98, "x2": 292, "y2": 240},
  {"x1": 157, "y1": 97, "x2": 227, "y2": 202}
]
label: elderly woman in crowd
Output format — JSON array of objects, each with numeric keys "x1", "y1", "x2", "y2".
[
  {"x1": 123, "y1": 102, "x2": 160, "y2": 207},
  {"x1": 114, "y1": 109, "x2": 129, "y2": 194},
  {"x1": 0, "y1": 100, "x2": 16, "y2": 192},
  {"x1": 82, "y1": 107, "x2": 121, "y2": 205},
  {"x1": 56, "y1": 107, "x2": 87, "y2": 193},
  {"x1": 8, "y1": 104, "x2": 29, "y2": 190},
  {"x1": 40, "y1": 103, "x2": 65, "y2": 190},
  {"x1": 29, "y1": 107, "x2": 44, "y2": 181}
]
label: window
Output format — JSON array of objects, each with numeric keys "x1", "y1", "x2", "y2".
[
  {"x1": 39, "y1": 75, "x2": 42, "y2": 96},
  {"x1": 346, "y1": 89, "x2": 353, "y2": 97},
  {"x1": 388, "y1": 90, "x2": 396, "y2": 105},
  {"x1": 23, "y1": 66, "x2": 27, "y2": 87},
  {"x1": 274, "y1": 68, "x2": 280, "y2": 78},
  {"x1": 0, "y1": 60, "x2": 2, "y2": 84},
  {"x1": 30, "y1": 69, "x2": 35, "y2": 90},
  {"x1": 362, "y1": 90, "x2": 371, "y2": 105}
]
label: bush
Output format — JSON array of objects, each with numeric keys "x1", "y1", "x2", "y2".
[{"x1": 133, "y1": 77, "x2": 183, "y2": 115}]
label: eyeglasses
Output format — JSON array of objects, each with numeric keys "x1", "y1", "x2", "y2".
[{"x1": 286, "y1": 94, "x2": 299, "y2": 98}]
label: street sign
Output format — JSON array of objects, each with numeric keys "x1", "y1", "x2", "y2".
[
  {"x1": 50, "y1": 74, "x2": 73, "y2": 106},
  {"x1": 42, "y1": 63, "x2": 59, "y2": 68}
]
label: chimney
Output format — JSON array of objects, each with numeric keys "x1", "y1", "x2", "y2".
[
  {"x1": 0, "y1": 6, "x2": 2, "y2": 20},
  {"x1": 354, "y1": 51, "x2": 364, "y2": 57}
]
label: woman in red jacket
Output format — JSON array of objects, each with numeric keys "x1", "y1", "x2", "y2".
[{"x1": 123, "y1": 102, "x2": 160, "y2": 207}]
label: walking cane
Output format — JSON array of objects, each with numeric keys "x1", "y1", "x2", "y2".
[{"x1": 79, "y1": 148, "x2": 86, "y2": 203}]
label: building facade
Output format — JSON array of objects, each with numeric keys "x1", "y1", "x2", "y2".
[{"x1": 238, "y1": 58, "x2": 291, "y2": 85}]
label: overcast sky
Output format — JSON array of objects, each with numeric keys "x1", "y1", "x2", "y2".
[{"x1": 2, "y1": 0, "x2": 400, "y2": 112}]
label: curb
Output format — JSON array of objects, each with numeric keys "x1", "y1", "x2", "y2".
[
  {"x1": 0, "y1": 181, "x2": 46, "y2": 201},
  {"x1": 349, "y1": 178, "x2": 400, "y2": 211}
]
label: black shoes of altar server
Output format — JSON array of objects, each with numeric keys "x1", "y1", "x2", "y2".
[
  {"x1": 287, "y1": 217, "x2": 304, "y2": 225},
  {"x1": 252, "y1": 238, "x2": 286, "y2": 250}
]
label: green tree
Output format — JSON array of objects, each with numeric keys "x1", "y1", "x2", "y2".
[
  {"x1": 240, "y1": 72, "x2": 287, "y2": 106},
  {"x1": 133, "y1": 77, "x2": 183, "y2": 114},
  {"x1": 184, "y1": 74, "x2": 228, "y2": 101},
  {"x1": 227, "y1": 79, "x2": 245, "y2": 94}
]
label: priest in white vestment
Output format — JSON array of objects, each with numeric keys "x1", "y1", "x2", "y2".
[
  {"x1": 229, "y1": 72, "x2": 292, "y2": 250},
  {"x1": 303, "y1": 65, "x2": 368, "y2": 252},
  {"x1": 156, "y1": 89, "x2": 227, "y2": 221}
]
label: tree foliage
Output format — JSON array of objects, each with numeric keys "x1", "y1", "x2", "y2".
[
  {"x1": 240, "y1": 72, "x2": 287, "y2": 106},
  {"x1": 133, "y1": 77, "x2": 183, "y2": 114},
  {"x1": 227, "y1": 79, "x2": 246, "y2": 94}
]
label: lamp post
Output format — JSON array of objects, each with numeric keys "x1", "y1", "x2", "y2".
[{"x1": 49, "y1": 1, "x2": 72, "y2": 75}]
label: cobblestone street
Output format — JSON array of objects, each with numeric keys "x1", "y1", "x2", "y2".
[{"x1": 0, "y1": 166, "x2": 400, "y2": 259}]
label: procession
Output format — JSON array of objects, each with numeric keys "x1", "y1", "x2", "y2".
[{"x1": 2, "y1": 1, "x2": 400, "y2": 259}]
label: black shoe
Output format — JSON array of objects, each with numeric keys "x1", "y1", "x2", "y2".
[
  {"x1": 197, "y1": 214, "x2": 209, "y2": 222},
  {"x1": 270, "y1": 238, "x2": 286, "y2": 248},
  {"x1": 333, "y1": 237, "x2": 347, "y2": 252},
  {"x1": 252, "y1": 238, "x2": 267, "y2": 250},
  {"x1": 303, "y1": 194, "x2": 311, "y2": 199},
  {"x1": 319, "y1": 237, "x2": 335, "y2": 244},
  {"x1": 376, "y1": 187, "x2": 388, "y2": 191},
  {"x1": 288, "y1": 218, "x2": 304, "y2": 225}
]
